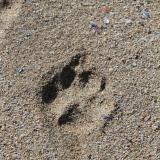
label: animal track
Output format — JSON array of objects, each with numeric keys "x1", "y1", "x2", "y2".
[{"x1": 39, "y1": 53, "x2": 115, "y2": 135}]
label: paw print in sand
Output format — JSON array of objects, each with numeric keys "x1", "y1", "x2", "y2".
[{"x1": 39, "y1": 53, "x2": 116, "y2": 134}]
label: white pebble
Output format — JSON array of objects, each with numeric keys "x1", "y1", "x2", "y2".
[{"x1": 103, "y1": 16, "x2": 110, "y2": 25}]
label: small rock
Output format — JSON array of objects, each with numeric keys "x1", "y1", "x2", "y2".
[
  {"x1": 109, "y1": 68, "x2": 114, "y2": 73},
  {"x1": 90, "y1": 21, "x2": 97, "y2": 28},
  {"x1": 16, "y1": 67, "x2": 24, "y2": 74},
  {"x1": 100, "y1": 6, "x2": 110, "y2": 14},
  {"x1": 102, "y1": 114, "x2": 113, "y2": 122},
  {"x1": 103, "y1": 16, "x2": 110, "y2": 27},
  {"x1": 125, "y1": 19, "x2": 132, "y2": 26},
  {"x1": 24, "y1": 30, "x2": 32, "y2": 37},
  {"x1": 103, "y1": 16, "x2": 110, "y2": 24},
  {"x1": 90, "y1": 21, "x2": 100, "y2": 33},
  {"x1": 142, "y1": 9, "x2": 151, "y2": 19},
  {"x1": 132, "y1": 62, "x2": 137, "y2": 67}
]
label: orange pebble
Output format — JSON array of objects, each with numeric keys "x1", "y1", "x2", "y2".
[{"x1": 100, "y1": 6, "x2": 110, "y2": 13}]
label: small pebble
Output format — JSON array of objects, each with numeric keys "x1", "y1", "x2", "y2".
[
  {"x1": 16, "y1": 67, "x2": 24, "y2": 74},
  {"x1": 100, "y1": 6, "x2": 110, "y2": 14},
  {"x1": 125, "y1": 19, "x2": 132, "y2": 26},
  {"x1": 103, "y1": 16, "x2": 110, "y2": 24},
  {"x1": 109, "y1": 68, "x2": 114, "y2": 73},
  {"x1": 90, "y1": 21, "x2": 97, "y2": 28},
  {"x1": 132, "y1": 62, "x2": 137, "y2": 67},
  {"x1": 90, "y1": 21, "x2": 100, "y2": 33},
  {"x1": 103, "y1": 114, "x2": 113, "y2": 122},
  {"x1": 142, "y1": 9, "x2": 151, "y2": 19}
]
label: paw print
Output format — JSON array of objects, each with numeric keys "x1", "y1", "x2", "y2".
[{"x1": 39, "y1": 53, "x2": 116, "y2": 135}]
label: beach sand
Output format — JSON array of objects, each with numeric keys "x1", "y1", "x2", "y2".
[{"x1": 0, "y1": 0, "x2": 160, "y2": 159}]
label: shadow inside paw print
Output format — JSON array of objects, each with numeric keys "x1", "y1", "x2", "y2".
[
  {"x1": 41, "y1": 73, "x2": 59, "y2": 104},
  {"x1": 41, "y1": 54, "x2": 83, "y2": 104},
  {"x1": 59, "y1": 64, "x2": 76, "y2": 90},
  {"x1": 58, "y1": 104, "x2": 79, "y2": 126},
  {"x1": 79, "y1": 70, "x2": 93, "y2": 88}
]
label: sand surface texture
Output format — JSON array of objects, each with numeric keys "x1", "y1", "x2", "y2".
[{"x1": 0, "y1": 0, "x2": 160, "y2": 159}]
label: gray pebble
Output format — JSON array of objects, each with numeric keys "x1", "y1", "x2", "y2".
[
  {"x1": 16, "y1": 67, "x2": 24, "y2": 74},
  {"x1": 142, "y1": 9, "x2": 151, "y2": 19}
]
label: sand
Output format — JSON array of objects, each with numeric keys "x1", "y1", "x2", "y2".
[{"x1": 0, "y1": 0, "x2": 160, "y2": 159}]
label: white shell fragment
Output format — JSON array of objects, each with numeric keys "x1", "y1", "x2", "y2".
[{"x1": 103, "y1": 16, "x2": 110, "y2": 25}]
